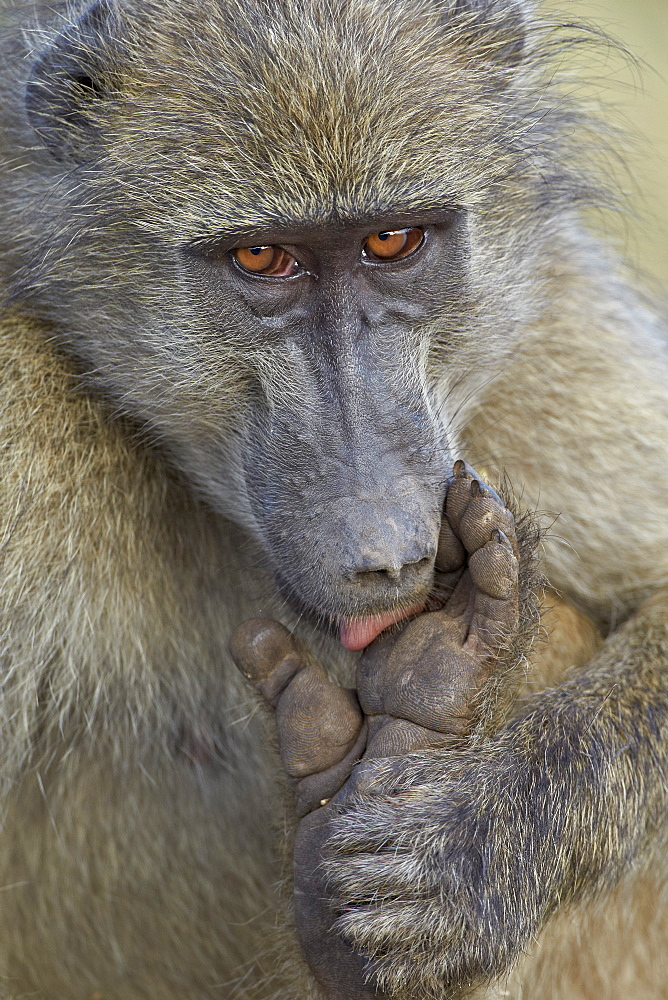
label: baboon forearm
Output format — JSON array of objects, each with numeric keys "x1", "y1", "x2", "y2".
[{"x1": 511, "y1": 597, "x2": 668, "y2": 891}]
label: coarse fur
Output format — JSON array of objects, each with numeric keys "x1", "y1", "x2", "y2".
[{"x1": 0, "y1": 0, "x2": 667, "y2": 998}]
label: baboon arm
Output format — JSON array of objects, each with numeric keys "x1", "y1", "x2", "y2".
[{"x1": 321, "y1": 595, "x2": 668, "y2": 998}]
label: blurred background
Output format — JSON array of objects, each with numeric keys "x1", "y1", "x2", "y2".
[{"x1": 554, "y1": 0, "x2": 668, "y2": 287}]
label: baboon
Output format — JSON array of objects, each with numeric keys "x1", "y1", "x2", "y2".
[{"x1": 0, "y1": 0, "x2": 667, "y2": 998}]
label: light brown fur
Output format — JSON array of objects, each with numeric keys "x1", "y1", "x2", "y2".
[{"x1": 1, "y1": 0, "x2": 667, "y2": 997}]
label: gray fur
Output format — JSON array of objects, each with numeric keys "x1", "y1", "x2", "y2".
[{"x1": 0, "y1": 0, "x2": 667, "y2": 998}]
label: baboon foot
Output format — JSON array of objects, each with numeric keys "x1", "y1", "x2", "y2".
[{"x1": 231, "y1": 464, "x2": 522, "y2": 998}]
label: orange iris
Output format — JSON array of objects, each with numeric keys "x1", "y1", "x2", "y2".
[
  {"x1": 364, "y1": 227, "x2": 424, "y2": 261},
  {"x1": 234, "y1": 246, "x2": 299, "y2": 276}
]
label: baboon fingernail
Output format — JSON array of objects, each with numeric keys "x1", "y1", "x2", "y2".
[
  {"x1": 453, "y1": 459, "x2": 466, "y2": 476},
  {"x1": 470, "y1": 478, "x2": 482, "y2": 497}
]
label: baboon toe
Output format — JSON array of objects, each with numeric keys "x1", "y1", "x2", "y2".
[
  {"x1": 444, "y1": 463, "x2": 518, "y2": 559},
  {"x1": 277, "y1": 671, "x2": 366, "y2": 815},
  {"x1": 231, "y1": 618, "x2": 366, "y2": 816},
  {"x1": 465, "y1": 527, "x2": 519, "y2": 652},
  {"x1": 355, "y1": 464, "x2": 521, "y2": 750},
  {"x1": 230, "y1": 618, "x2": 304, "y2": 705}
]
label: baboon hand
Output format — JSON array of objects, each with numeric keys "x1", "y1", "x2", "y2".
[{"x1": 231, "y1": 465, "x2": 530, "y2": 999}]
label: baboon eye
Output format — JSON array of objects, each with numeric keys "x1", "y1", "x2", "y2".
[
  {"x1": 233, "y1": 245, "x2": 300, "y2": 277},
  {"x1": 363, "y1": 227, "x2": 424, "y2": 262}
]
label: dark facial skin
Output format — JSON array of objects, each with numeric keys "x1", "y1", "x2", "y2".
[{"x1": 190, "y1": 209, "x2": 468, "y2": 630}]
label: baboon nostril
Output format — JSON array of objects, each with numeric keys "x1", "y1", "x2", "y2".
[
  {"x1": 383, "y1": 566, "x2": 403, "y2": 583},
  {"x1": 354, "y1": 555, "x2": 433, "y2": 587}
]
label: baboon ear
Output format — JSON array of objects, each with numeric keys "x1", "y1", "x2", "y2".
[
  {"x1": 448, "y1": 0, "x2": 527, "y2": 77},
  {"x1": 26, "y1": 0, "x2": 119, "y2": 159}
]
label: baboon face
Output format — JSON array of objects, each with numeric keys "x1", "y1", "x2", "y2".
[
  {"x1": 184, "y1": 210, "x2": 466, "y2": 635},
  {"x1": 21, "y1": 0, "x2": 540, "y2": 639}
]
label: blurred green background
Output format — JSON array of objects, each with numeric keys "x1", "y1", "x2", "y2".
[{"x1": 555, "y1": 0, "x2": 668, "y2": 286}]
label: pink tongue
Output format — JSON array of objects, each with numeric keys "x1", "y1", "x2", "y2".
[{"x1": 340, "y1": 604, "x2": 424, "y2": 651}]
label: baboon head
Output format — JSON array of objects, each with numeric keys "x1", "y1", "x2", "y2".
[{"x1": 17, "y1": 0, "x2": 570, "y2": 644}]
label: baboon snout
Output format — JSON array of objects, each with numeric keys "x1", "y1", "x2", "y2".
[
  {"x1": 341, "y1": 504, "x2": 436, "y2": 586},
  {"x1": 324, "y1": 499, "x2": 439, "y2": 602},
  {"x1": 264, "y1": 493, "x2": 442, "y2": 625}
]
